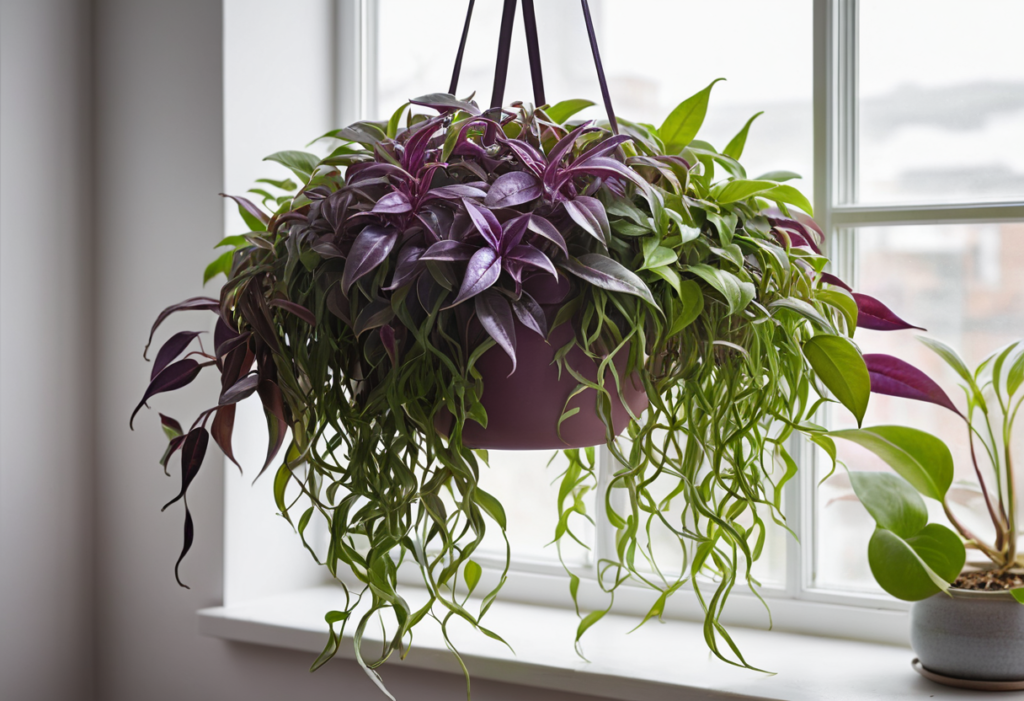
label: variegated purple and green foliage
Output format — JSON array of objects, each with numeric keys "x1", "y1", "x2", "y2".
[{"x1": 136, "y1": 84, "x2": 932, "y2": 688}]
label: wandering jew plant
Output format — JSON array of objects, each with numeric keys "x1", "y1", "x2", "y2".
[
  {"x1": 832, "y1": 339, "x2": 1024, "y2": 603},
  {"x1": 136, "y1": 85, "x2": 923, "y2": 694}
]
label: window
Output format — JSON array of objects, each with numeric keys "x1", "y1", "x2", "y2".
[{"x1": 221, "y1": 0, "x2": 1024, "y2": 642}]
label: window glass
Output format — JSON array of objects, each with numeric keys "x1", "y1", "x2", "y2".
[
  {"x1": 816, "y1": 223, "x2": 1024, "y2": 592},
  {"x1": 858, "y1": 0, "x2": 1024, "y2": 204}
]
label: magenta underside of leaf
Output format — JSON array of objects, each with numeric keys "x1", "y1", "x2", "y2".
[
  {"x1": 864, "y1": 353, "x2": 962, "y2": 416},
  {"x1": 854, "y1": 293, "x2": 925, "y2": 331}
]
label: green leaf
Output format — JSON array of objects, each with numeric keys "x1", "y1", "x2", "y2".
[
  {"x1": 387, "y1": 102, "x2": 410, "y2": 139},
  {"x1": 668, "y1": 280, "x2": 704, "y2": 335},
  {"x1": 565, "y1": 254, "x2": 658, "y2": 308},
  {"x1": 264, "y1": 150, "x2": 320, "y2": 181},
  {"x1": 203, "y1": 250, "x2": 234, "y2": 285},
  {"x1": 640, "y1": 245, "x2": 678, "y2": 271},
  {"x1": 816, "y1": 288, "x2": 858, "y2": 333},
  {"x1": 464, "y1": 560, "x2": 481, "y2": 595},
  {"x1": 273, "y1": 463, "x2": 291, "y2": 523},
  {"x1": 216, "y1": 234, "x2": 249, "y2": 249},
  {"x1": 545, "y1": 98, "x2": 595, "y2": 124},
  {"x1": 917, "y1": 335, "x2": 987, "y2": 412},
  {"x1": 648, "y1": 265, "x2": 681, "y2": 295},
  {"x1": 849, "y1": 471, "x2": 928, "y2": 538},
  {"x1": 754, "y1": 170, "x2": 802, "y2": 182},
  {"x1": 803, "y1": 335, "x2": 870, "y2": 426},
  {"x1": 1012, "y1": 589, "x2": 1024, "y2": 605},
  {"x1": 829, "y1": 426, "x2": 954, "y2": 501},
  {"x1": 867, "y1": 525, "x2": 965, "y2": 601},
  {"x1": 658, "y1": 78, "x2": 725, "y2": 153},
  {"x1": 762, "y1": 184, "x2": 814, "y2": 216},
  {"x1": 713, "y1": 179, "x2": 779, "y2": 205},
  {"x1": 474, "y1": 488, "x2": 506, "y2": 530},
  {"x1": 722, "y1": 111, "x2": 763, "y2": 160},
  {"x1": 769, "y1": 297, "x2": 834, "y2": 332},
  {"x1": 684, "y1": 264, "x2": 754, "y2": 316}
]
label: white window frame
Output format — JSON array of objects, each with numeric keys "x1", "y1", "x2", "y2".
[{"x1": 226, "y1": 0, "x2": 1024, "y2": 646}]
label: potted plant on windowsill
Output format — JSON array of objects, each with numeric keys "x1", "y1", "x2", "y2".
[
  {"x1": 831, "y1": 339, "x2": 1024, "y2": 688},
  {"x1": 131, "y1": 3, "x2": 921, "y2": 695}
]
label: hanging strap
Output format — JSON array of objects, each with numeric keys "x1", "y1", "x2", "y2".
[{"x1": 448, "y1": 0, "x2": 617, "y2": 134}]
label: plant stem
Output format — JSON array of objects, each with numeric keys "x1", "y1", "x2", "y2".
[
  {"x1": 968, "y1": 422, "x2": 1008, "y2": 550},
  {"x1": 943, "y1": 501, "x2": 1002, "y2": 564},
  {"x1": 1005, "y1": 445, "x2": 1017, "y2": 569}
]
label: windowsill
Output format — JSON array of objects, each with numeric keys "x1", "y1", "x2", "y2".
[{"x1": 198, "y1": 584, "x2": 984, "y2": 700}]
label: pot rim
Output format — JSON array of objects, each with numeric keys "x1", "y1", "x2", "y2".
[{"x1": 945, "y1": 586, "x2": 1022, "y2": 602}]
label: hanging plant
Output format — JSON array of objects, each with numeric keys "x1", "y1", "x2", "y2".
[{"x1": 134, "y1": 0, "x2": 921, "y2": 694}]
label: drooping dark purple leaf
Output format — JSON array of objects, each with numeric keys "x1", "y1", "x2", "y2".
[
  {"x1": 864, "y1": 353, "x2": 962, "y2": 417},
  {"x1": 564, "y1": 254, "x2": 658, "y2": 307},
  {"x1": 256, "y1": 380, "x2": 288, "y2": 480},
  {"x1": 512, "y1": 291, "x2": 547, "y2": 338},
  {"x1": 563, "y1": 196, "x2": 610, "y2": 246},
  {"x1": 501, "y1": 139, "x2": 546, "y2": 177},
  {"x1": 484, "y1": 171, "x2": 543, "y2": 208},
  {"x1": 215, "y1": 332, "x2": 250, "y2": 362},
  {"x1": 211, "y1": 403, "x2": 240, "y2": 469},
  {"x1": 131, "y1": 359, "x2": 204, "y2": 429},
  {"x1": 854, "y1": 293, "x2": 925, "y2": 332},
  {"x1": 341, "y1": 225, "x2": 399, "y2": 293},
  {"x1": 162, "y1": 426, "x2": 209, "y2": 511},
  {"x1": 312, "y1": 240, "x2": 345, "y2": 258},
  {"x1": 151, "y1": 331, "x2": 203, "y2": 380},
  {"x1": 463, "y1": 199, "x2": 502, "y2": 249},
  {"x1": 174, "y1": 506, "x2": 194, "y2": 589},
  {"x1": 419, "y1": 240, "x2": 478, "y2": 262},
  {"x1": 143, "y1": 297, "x2": 219, "y2": 359},
  {"x1": 385, "y1": 244, "x2": 426, "y2": 290},
  {"x1": 450, "y1": 247, "x2": 501, "y2": 307},
  {"x1": 380, "y1": 325, "x2": 397, "y2": 366},
  {"x1": 371, "y1": 191, "x2": 413, "y2": 214},
  {"x1": 160, "y1": 413, "x2": 184, "y2": 438},
  {"x1": 505, "y1": 245, "x2": 557, "y2": 279},
  {"x1": 268, "y1": 299, "x2": 317, "y2": 326},
  {"x1": 213, "y1": 317, "x2": 238, "y2": 355},
  {"x1": 353, "y1": 298, "x2": 395, "y2": 336},
  {"x1": 409, "y1": 92, "x2": 481, "y2": 116},
  {"x1": 475, "y1": 290, "x2": 517, "y2": 375},
  {"x1": 220, "y1": 193, "x2": 269, "y2": 229},
  {"x1": 238, "y1": 283, "x2": 281, "y2": 353},
  {"x1": 820, "y1": 272, "x2": 852, "y2": 292},
  {"x1": 219, "y1": 373, "x2": 259, "y2": 405},
  {"x1": 525, "y1": 215, "x2": 568, "y2": 256}
]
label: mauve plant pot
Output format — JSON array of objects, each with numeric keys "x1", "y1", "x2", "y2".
[
  {"x1": 911, "y1": 586, "x2": 1024, "y2": 683},
  {"x1": 434, "y1": 319, "x2": 648, "y2": 450}
]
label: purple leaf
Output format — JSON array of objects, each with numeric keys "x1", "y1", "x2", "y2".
[
  {"x1": 864, "y1": 354, "x2": 962, "y2": 416},
  {"x1": 512, "y1": 291, "x2": 547, "y2": 338},
  {"x1": 213, "y1": 317, "x2": 238, "y2": 354},
  {"x1": 573, "y1": 134, "x2": 632, "y2": 166},
  {"x1": 151, "y1": 331, "x2": 203, "y2": 380},
  {"x1": 463, "y1": 199, "x2": 502, "y2": 249},
  {"x1": 546, "y1": 124, "x2": 592, "y2": 172},
  {"x1": 475, "y1": 290, "x2": 517, "y2": 375},
  {"x1": 353, "y1": 298, "x2": 395, "y2": 336},
  {"x1": 854, "y1": 293, "x2": 925, "y2": 332},
  {"x1": 820, "y1": 272, "x2": 852, "y2": 292},
  {"x1": 256, "y1": 380, "x2": 288, "y2": 480},
  {"x1": 219, "y1": 373, "x2": 258, "y2": 406},
  {"x1": 564, "y1": 254, "x2": 657, "y2": 308},
  {"x1": 410, "y1": 92, "x2": 481, "y2": 116},
  {"x1": 525, "y1": 215, "x2": 568, "y2": 256},
  {"x1": 269, "y1": 299, "x2": 317, "y2": 326},
  {"x1": 211, "y1": 404, "x2": 239, "y2": 469},
  {"x1": 419, "y1": 240, "x2": 478, "y2": 262},
  {"x1": 380, "y1": 325, "x2": 397, "y2": 366},
  {"x1": 215, "y1": 332, "x2": 250, "y2": 361},
  {"x1": 385, "y1": 244, "x2": 425, "y2": 290},
  {"x1": 424, "y1": 183, "x2": 488, "y2": 201},
  {"x1": 505, "y1": 245, "x2": 557, "y2": 279},
  {"x1": 220, "y1": 193, "x2": 269, "y2": 228},
  {"x1": 143, "y1": 297, "x2": 219, "y2": 359},
  {"x1": 174, "y1": 506, "x2": 194, "y2": 589},
  {"x1": 131, "y1": 359, "x2": 204, "y2": 429},
  {"x1": 312, "y1": 240, "x2": 345, "y2": 258},
  {"x1": 564, "y1": 156, "x2": 650, "y2": 191},
  {"x1": 563, "y1": 196, "x2": 610, "y2": 246},
  {"x1": 450, "y1": 247, "x2": 501, "y2": 307},
  {"x1": 483, "y1": 171, "x2": 543, "y2": 208},
  {"x1": 371, "y1": 190, "x2": 413, "y2": 214},
  {"x1": 341, "y1": 225, "x2": 399, "y2": 293},
  {"x1": 160, "y1": 414, "x2": 184, "y2": 438},
  {"x1": 162, "y1": 427, "x2": 209, "y2": 512}
]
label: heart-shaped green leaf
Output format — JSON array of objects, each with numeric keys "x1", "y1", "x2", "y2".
[
  {"x1": 849, "y1": 471, "x2": 927, "y2": 538},
  {"x1": 867, "y1": 524, "x2": 965, "y2": 601}
]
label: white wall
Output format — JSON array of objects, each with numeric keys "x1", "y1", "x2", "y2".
[
  {"x1": 0, "y1": 1, "x2": 96, "y2": 699},
  {"x1": 89, "y1": 1, "x2": 608, "y2": 699}
]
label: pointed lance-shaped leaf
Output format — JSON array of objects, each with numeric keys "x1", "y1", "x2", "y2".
[
  {"x1": 162, "y1": 427, "x2": 209, "y2": 511},
  {"x1": 564, "y1": 254, "x2": 658, "y2": 308},
  {"x1": 380, "y1": 324, "x2": 397, "y2": 366},
  {"x1": 256, "y1": 379, "x2": 288, "y2": 480},
  {"x1": 659, "y1": 78, "x2": 725, "y2": 153},
  {"x1": 159, "y1": 413, "x2": 183, "y2": 439},
  {"x1": 505, "y1": 245, "x2": 557, "y2": 279},
  {"x1": 511, "y1": 291, "x2": 547, "y2": 338},
  {"x1": 820, "y1": 272, "x2": 853, "y2": 292},
  {"x1": 143, "y1": 297, "x2": 219, "y2": 359},
  {"x1": 483, "y1": 171, "x2": 542, "y2": 208},
  {"x1": 341, "y1": 225, "x2": 399, "y2": 294},
  {"x1": 463, "y1": 199, "x2": 502, "y2": 249},
  {"x1": 219, "y1": 193, "x2": 269, "y2": 231},
  {"x1": 854, "y1": 293, "x2": 925, "y2": 332},
  {"x1": 525, "y1": 214, "x2": 568, "y2": 256},
  {"x1": 131, "y1": 359, "x2": 205, "y2": 429},
  {"x1": 371, "y1": 190, "x2": 413, "y2": 214},
  {"x1": 475, "y1": 290, "x2": 517, "y2": 375},
  {"x1": 211, "y1": 403, "x2": 239, "y2": 469},
  {"x1": 563, "y1": 196, "x2": 610, "y2": 246},
  {"x1": 174, "y1": 506, "x2": 195, "y2": 589},
  {"x1": 218, "y1": 373, "x2": 259, "y2": 406},
  {"x1": 151, "y1": 331, "x2": 203, "y2": 380},
  {"x1": 722, "y1": 111, "x2": 763, "y2": 161},
  {"x1": 419, "y1": 240, "x2": 477, "y2": 262},
  {"x1": 864, "y1": 354, "x2": 962, "y2": 417},
  {"x1": 268, "y1": 299, "x2": 317, "y2": 326},
  {"x1": 450, "y1": 247, "x2": 501, "y2": 307},
  {"x1": 409, "y1": 92, "x2": 482, "y2": 116}
]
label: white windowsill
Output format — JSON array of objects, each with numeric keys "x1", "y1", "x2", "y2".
[{"x1": 198, "y1": 584, "x2": 988, "y2": 700}]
